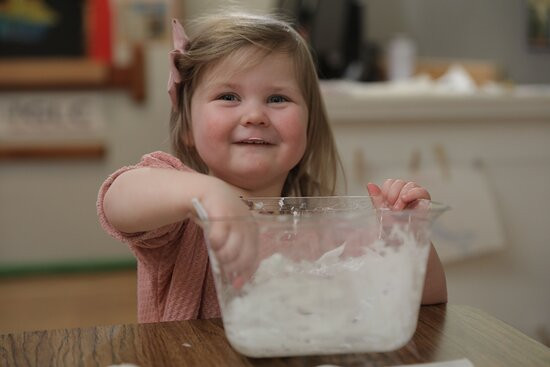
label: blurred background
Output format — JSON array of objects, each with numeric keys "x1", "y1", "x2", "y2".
[{"x1": 1, "y1": 0, "x2": 549, "y2": 347}]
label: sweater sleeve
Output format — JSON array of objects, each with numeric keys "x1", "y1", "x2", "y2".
[{"x1": 96, "y1": 151, "x2": 194, "y2": 248}]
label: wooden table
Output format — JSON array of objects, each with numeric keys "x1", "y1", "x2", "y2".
[{"x1": 1, "y1": 305, "x2": 548, "y2": 367}]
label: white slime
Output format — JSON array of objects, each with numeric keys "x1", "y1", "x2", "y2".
[{"x1": 220, "y1": 225, "x2": 430, "y2": 357}]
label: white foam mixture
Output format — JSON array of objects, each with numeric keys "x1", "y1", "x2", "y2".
[{"x1": 220, "y1": 226, "x2": 430, "y2": 357}]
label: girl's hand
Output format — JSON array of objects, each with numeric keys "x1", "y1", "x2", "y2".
[
  {"x1": 199, "y1": 180, "x2": 258, "y2": 289},
  {"x1": 366, "y1": 179, "x2": 431, "y2": 248},
  {"x1": 368, "y1": 180, "x2": 447, "y2": 304},
  {"x1": 366, "y1": 179, "x2": 431, "y2": 211}
]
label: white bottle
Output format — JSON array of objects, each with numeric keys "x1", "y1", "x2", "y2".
[{"x1": 386, "y1": 34, "x2": 416, "y2": 82}]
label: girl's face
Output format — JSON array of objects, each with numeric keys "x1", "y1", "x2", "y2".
[{"x1": 190, "y1": 49, "x2": 308, "y2": 196}]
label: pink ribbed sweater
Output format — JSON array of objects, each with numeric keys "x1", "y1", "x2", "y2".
[{"x1": 97, "y1": 151, "x2": 220, "y2": 322}]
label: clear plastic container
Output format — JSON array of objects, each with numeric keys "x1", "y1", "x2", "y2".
[{"x1": 196, "y1": 196, "x2": 448, "y2": 357}]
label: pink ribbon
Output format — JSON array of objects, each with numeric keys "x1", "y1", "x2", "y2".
[{"x1": 167, "y1": 19, "x2": 189, "y2": 110}]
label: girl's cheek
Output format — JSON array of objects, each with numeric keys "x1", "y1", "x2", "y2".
[{"x1": 280, "y1": 109, "x2": 307, "y2": 129}]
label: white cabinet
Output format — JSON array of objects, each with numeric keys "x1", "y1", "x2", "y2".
[{"x1": 323, "y1": 82, "x2": 550, "y2": 344}]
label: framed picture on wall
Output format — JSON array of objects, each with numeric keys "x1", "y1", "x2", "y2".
[
  {"x1": 0, "y1": 92, "x2": 107, "y2": 160},
  {"x1": 527, "y1": 0, "x2": 550, "y2": 49},
  {"x1": 0, "y1": 0, "x2": 86, "y2": 58},
  {"x1": 0, "y1": 0, "x2": 154, "y2": 159},
  {"x1": 0, "y1": 0, "x2": 147, "y2": 91}
]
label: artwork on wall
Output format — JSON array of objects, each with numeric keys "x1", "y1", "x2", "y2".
[
  {"x1": 0, "y1": 0, "x2": 172, "y2": 91},
  {"x1": 0, "y1": 0, "x2": 86, "y2": 58},
  {"x1": 527, "y1": 0, "x2": 550, "y2": 49},
  {"x1": 0, "y1": 92, "x2": 107, "y2": 159},
  {"x1": 0, "y1": 0, "x2": 172, "y2": 158}
]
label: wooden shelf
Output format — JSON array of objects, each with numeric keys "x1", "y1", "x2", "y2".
[
  {"x1": 0, "y1": 143, "x2": 106, "y2": 160},
  {"x1": 0, "y1": 46, "x2": 145, "y2": 103}
]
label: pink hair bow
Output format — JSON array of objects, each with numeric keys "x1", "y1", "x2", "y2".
[{"x1": 167, "y1": 19, "x2": 189, "y2": 110}]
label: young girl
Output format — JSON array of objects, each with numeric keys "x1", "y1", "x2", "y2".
[{"x1": 98, "y1": 12, "x2": 447, "y2": 323}]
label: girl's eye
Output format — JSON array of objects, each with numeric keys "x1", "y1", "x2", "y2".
[
  {"x1": 217, "y1": 94, "x2": 238, "y2": 101},
  {"x1": 268, "y1": 95, "x2": 288, "y2": 103}
]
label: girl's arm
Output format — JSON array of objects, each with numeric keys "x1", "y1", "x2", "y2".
[
  {"x1": 421, "y1": 243, "x2": 448, "y2": 304},
  {"x1": 103, "y1": 167, "x2": 229, "y2": 233},
  {"x1": 102, "y1": 167, "x2": 256, "y2": 284}
]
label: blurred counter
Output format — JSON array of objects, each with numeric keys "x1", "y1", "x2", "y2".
[{"x1": 321, "y1": 80, "x2": 550, "y2": 123}]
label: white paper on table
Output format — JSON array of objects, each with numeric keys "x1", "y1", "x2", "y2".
[{"x1": 389, "y1": 358, "x2": 474, "y2": 367}]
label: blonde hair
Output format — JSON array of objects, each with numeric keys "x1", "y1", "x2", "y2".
[{"x1": 170, "y1": 11, "x2": 343, "y2": 196}]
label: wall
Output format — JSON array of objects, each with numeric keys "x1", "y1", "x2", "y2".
[
  {"x1": 0, "y1": 44, "x2": 172, "y2": 266},
  {"x1": 184, "y1": 0, "x2": 273, "y2": 19},
  {"x1": 186, "y1": 0, "x2": 550, "y2": 84},
  {"x1": 182, "y1": 0, "x2": 550, "y2": 84},
  {"x1": 366, "y1": 0, "x2": 550, "y2": 84}
]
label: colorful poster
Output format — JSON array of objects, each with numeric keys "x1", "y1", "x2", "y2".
[{"x1": 0, "y1": 0, "x2": 85, "y2": 58}]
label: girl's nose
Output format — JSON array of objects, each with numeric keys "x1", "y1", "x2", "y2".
[{"x1": 240, "y1": 102, "x2": 269, "y2": 126}]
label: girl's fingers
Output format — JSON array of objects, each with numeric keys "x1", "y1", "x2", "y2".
[
  {"x1": 402, "y1": 186, "x2": 431, "y2": 204},
  {"x1": 394, "y1": 181, "x2": 418, "y2": 210},
  {"x1": 380, "y1": 179, "x2": 394, "y2": 200},
  {"x1": 366, "y1": 182, "x2": 385, "y2": 209},
  {"x1": 207, "y1": 222, "x2": 230, "y2": 251},
  {"x1": 236, "y1": 228, "x2": 259, "y2": 284},
  {"x1": 215, "y1": 228, "x2": 242, "y2": 264},
  {"x1": 387, "y1": 179, "x2": 406, "y2": 207},
  {"x1": 216, "y1": 222, "x2": 259, "y2": 288},
  {"x1": 225, "y1": 250, "x2": 256, "y2": 289}
]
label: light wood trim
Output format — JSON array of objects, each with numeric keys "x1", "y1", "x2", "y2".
[
  {"x1": 0, "y1": 46, "x2": 145, "y2": 102},
  {"x1": 0, "y1": 59, "x2": 108, "y2": 87}
]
